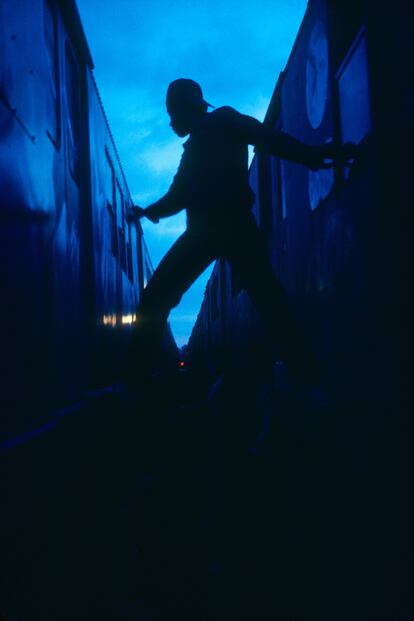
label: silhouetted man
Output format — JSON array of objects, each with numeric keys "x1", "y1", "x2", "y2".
[{"x1": 125, "y1": 78, "x2": 354, "y2": 390}]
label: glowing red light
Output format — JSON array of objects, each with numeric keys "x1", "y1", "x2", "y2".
[{"x1": 179, "y1": 361, "x2": 185, "y2": 368}]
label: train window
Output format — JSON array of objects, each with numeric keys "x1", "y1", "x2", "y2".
[
  {"x1": 106, "y1": 202, "x2": 117, "y2": 257},
  {"x1": 115, "y1": 181, "x2": 124, "y2": 223},
  {"x1": 104, "y1": 150, "x2": 115, "y2": 200},
  {"x1": 118, "y1": 227, "x2": 127, "y2": 272},
  {"x1": 44, "y1": 0, "x2": 61, "y2": 147},
  {"x1": 336, "y1": 29, "x2": 371, "y2": 178},
  {"x1": 65, "y1": 42, "x2": 81, "y2": 180},
  {"x1": 127, "y1": 223, "x2": 134, "y2": 283},
  {"x1": 105, "y1": 151, "x2": 118, "y2": 257}
]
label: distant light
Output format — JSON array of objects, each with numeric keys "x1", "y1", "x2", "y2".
[
  {"x1": 179, "y1": 361, "x2": 185, "y2": 368},
  {"x1": 100, "y1": 313, "x2": 137, "y2": 327},
  {"x1": 102, "y1": 314, "x2": 117, "y2": 327}
]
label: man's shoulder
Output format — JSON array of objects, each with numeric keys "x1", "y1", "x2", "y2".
[
  {"x1": 207, "y1": 106, "x2": 245, "y2": 133},
  {"x1": 210, "y1": 106, "x2": 240, "y2": 120}
]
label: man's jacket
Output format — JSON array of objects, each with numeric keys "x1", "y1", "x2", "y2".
[{"x1": 148, "y1": 106, "x2": 318, "y2": 228}]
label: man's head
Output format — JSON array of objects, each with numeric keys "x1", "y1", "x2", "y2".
[{"x1": 166, "y1": 79, "x2": 211, "y2": 136}]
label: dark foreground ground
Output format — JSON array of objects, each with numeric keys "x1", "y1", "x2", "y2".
[{"x1": 1, "y1": 363, "x2": 411, "y2": 620}]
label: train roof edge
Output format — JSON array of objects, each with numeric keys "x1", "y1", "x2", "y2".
[
  {"x1": 88, "y1": 70, "x2": 135, "y2": 208},
  {"x1": 58, "y1": 0, "x2": 94, "y2": 69},
  {"x1": 61, "y1": 0, "x2": 140, "y2": 228}
]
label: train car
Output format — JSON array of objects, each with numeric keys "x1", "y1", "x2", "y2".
[
  {"x1": 0, "y1": 0, "x2": 176, "y2": 438},
  {"x1": 187, "y1": 0, "x2": 412, "y2": 615},
  {"x1": 188, "y1": 0, "x2": 412, "y2": 407}
]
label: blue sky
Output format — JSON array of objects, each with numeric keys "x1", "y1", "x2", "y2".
[{"x1": 76, "y1": 0, "x2": 307, "y2": 347}]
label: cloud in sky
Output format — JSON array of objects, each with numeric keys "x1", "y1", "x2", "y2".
[{"x1": 77, "y1": 0, "x2": 307, "y2": 346}]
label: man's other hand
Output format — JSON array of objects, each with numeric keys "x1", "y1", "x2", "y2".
[
  {"x1": 143, "y1": 205, "x2": 160, "y2": 223},
  {"x1": 126, "y1": 205, "x2": 159, "y2": 224},
  {"x1": 126, "y1": 206, "x2": 145, "y2": 223}
]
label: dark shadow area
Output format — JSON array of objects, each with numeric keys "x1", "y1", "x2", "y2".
[{"x1": 1, "y1": 356, "x2": 408, "y2": 620}]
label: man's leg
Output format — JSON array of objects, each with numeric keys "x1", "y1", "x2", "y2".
[
  {"x1": 225, "y1": 221, "x2": 319, "y2": 387},
  {"x1": 124, "y1": 229, "x2": 217, "y2": 386}
]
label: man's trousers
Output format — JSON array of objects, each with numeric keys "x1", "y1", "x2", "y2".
[{"x1": 125, "y1": 213, "x2": 316, "y2": 386}]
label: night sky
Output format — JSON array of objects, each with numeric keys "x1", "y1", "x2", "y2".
[{"x1": 76, "y1": 0, "x2": 307, "y2": 347}]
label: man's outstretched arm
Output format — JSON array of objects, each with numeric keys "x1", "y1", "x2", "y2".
[
  {"x1": 224, "y1": 108, "x2": 357, "y2": 169},
  {"x1": 128, "y1": 186, "x2": 184, "y2": 224},
  {"x1": 128, "y1": 154, "x2": 189, "y2": 223},
  {"x1": 262, "y1": 128, "x2": 358, "y2": 169},
  {"x1": 144, "y1": 189, "x2": 183, "y2": 222}
]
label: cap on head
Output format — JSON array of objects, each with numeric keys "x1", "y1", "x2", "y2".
[{"x1": 166, "y1": 78, "x2": 212, "y2": 113}]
